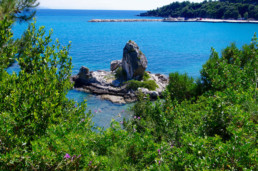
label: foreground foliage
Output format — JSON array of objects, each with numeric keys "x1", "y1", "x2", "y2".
[
  {"x1": 128, "y1": 35, "x2": 257, "y2": 169},
  {"x1": 0, "y1": 1, "x2": 257, "y2": 169}
]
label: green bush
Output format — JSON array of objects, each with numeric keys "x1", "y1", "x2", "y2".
[
  {"x1": 129, "y1": 35, "x2": 257, "y2": 169},
  {"x1": 0, "y1": 17, "x2": 17, "y2": 69},
  {"x1": 200, "y1": 36, "x2": 257, "y2": 93},
  {"x1": 125, "y1": 80, "x2": 158, "y2": 91},
  {"x1": 114, "y1": 66, "x2": 126, "y2": 81},
  {"x1": 143, "y1": 71, "x2": 150, "y2": 81},
  {"x1": 167, "y1": 72, "x2": 197, "y2": 102},
  {"x1": 0, "y1": 11, "x2": 90, "y2": 169},
  {"x1": 130, "y1": 87, "x2": 257, "y2": 169}
]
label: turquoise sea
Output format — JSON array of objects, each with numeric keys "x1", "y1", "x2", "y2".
[{"x1": 10, "y1": 10, "x2": 258, "y2": 128}]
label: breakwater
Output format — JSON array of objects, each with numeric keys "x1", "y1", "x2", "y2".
[
  {"x1": 89, "y1": 18, "x2": 258, "y2": 23},
  {"x1": 89, "y1": 19, "x2": 163, "y2": 22}
]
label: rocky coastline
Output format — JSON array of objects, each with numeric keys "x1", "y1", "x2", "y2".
[{"x1": 71, "y1": 41, "x2": 168, "y2": 104}]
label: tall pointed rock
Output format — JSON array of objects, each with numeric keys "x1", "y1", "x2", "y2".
[{"x1": 122, "y1": 41, "x2": 147, "y2": 80}]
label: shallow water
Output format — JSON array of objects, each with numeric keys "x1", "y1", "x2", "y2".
[{"x1": 67, "y1": 90, "x2": 133, "y2": 128}]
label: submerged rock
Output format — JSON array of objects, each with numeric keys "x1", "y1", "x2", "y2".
[
  {"x1": 122, "y1": 41, "x2": 147, "y2": 80},
  {"x1": 138, "y1": 88, "x2": 159, "y2": 99},
  {"x1": 101, "y1": 95, "x2": 126, "y2": 104}
]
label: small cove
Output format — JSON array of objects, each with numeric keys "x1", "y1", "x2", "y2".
[{"x1": 11, "y1": 9, "x2": 258, "y2": 128}]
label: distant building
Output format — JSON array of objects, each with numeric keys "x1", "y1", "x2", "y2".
[
  {"x1": 177, "y1": 17, "x2": 185, "y2": 21},
  {"x1": 163, "y1": 17, "x2": 185, "y2": 22}
]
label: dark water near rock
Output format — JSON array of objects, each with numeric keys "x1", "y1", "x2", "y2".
[{"x1": 9, "y1": 9, "x2": 258, "y2": 128}]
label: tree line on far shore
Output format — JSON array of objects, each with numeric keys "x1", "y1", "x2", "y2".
[{"x1": 140, "y1": 0, "x2": 258, "y2": 20}]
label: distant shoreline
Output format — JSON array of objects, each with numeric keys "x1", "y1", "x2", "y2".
[
  {"x1": 89, "y1": 19, "x2": 163, "y2": 22},
  {"x1": 89, "y1": 18, "x2": 258, "y2": 24},
  {"x1": 191, "y1": 18, "x2": 258, "y2": 24}
]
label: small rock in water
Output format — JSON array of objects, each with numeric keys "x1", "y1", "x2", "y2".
[
  {"x1": 101, "y1": 95, "x2": 126, "y2": 104},
  {"x1": 78, "y1": 66, "x2": 91, "y2": 84}
]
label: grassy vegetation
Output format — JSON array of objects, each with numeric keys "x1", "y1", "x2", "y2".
[
  {"x1": 124, "y1": 72, "x2": 158, "y2": 91},
  {"x1": 114, "y1": 66, "x2": 126, "y2": 81},
  {"x1": 125, "y1": 79, "x2": 158, "y2": 91},
  {"x1": 115, "y1": 67, "x2": 157, "y2": 91},
  {"x1": 143, "y1": 71, "x2": 150, "y2": 81}
]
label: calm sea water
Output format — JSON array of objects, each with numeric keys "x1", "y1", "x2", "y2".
[{"x1": 10, "y1": 10, "x2": 258, "y2": 128}]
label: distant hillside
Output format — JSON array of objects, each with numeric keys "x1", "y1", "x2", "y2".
[
  {"x1": 220, "y1": 0, "x2": 256, "y2": 5},
  {"x1": 140, "y1": 0, "x2": 258, "y2": 20}
]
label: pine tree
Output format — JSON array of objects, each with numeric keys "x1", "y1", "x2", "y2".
[{"x1": 0, "y1": 0, "x2": 39, "y2": 21}]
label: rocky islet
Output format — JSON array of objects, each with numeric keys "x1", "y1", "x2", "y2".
[{"x1": 71, "y1": 41, "x2": 168, "y2": 104}]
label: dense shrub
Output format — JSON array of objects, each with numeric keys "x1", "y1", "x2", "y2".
[
  {"x1": 167, "y1": 72, "x2": 198, "y2": 102},
  {"x1": 0, "y1": 17, "x2": 16, "y2": 68},
  {"x1": 200, "y1": 36, "x2": 257, "y2": 93},
  {"x1": 130, "y1": 87, "x2": 257, "y2": 169},
  {"x1": 129, "y1": 35, "x2": 257, "y2": 169}
]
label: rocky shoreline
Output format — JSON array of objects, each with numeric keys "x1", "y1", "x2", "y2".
[
  {"x1": 71, "y1": 70, "x2": 168, "y2": 104},
  {"x1": 71, "y1": 41, "x2": 168, "y2": 104}
]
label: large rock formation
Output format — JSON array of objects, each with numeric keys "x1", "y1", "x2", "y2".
[{"x1": 122, "y1": 41, "x2": 147, "y2": 80}]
